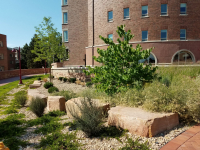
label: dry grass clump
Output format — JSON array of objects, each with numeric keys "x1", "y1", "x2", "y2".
[{"x1": 52, "y1": 90, "x2": 77, "y2": 101}]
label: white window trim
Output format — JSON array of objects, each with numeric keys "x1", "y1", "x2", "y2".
[
  {"x1": 161, "y1": 4, "x2": 168, "y2": 16},
  {"x1": 62, "y1": 0, "x2": 68, "y2": 6},
  {"x1": 62, "y1": 10, "x2": 68, "y2": 24},
  {"x1": 63, "y1": 29, "x2": 69, "y2": 42},
  {"x1": 123, "y1": 8, "x2": 130, "y2": 20}
]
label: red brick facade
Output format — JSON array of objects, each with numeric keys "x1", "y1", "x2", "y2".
[
  {"x1": 62, "y1": 0, "x2": 200, "y2": 66},
  {"x1": 0, "y1": 34, "x2": 16, "y2": 71}
]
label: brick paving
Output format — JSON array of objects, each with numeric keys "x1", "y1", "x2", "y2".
[{"x1": 160, "y1": 124, "x2": 200, "y2": 150}]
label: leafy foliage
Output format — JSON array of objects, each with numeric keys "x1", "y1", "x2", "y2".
[
  {"x1": 69, "y1": 78, "x2": 76, "y2": 83},
  {"x1": 29, "y1": 97, "x2": 46, "y2": 117},
  {"x1": 14, "y1": 91, "x2": 27, "y2": 107},
  {"x1": 48, "y1": 86, "x2": 59, "y2": 93},
  {"x1": 3, "y1": 137, "x2": 29, "y2": 150},
  {"x1": 86, "y1": 82, "x2": 93, "y2": 87},
  {"x1": 84, "y1": 25, "x2": 157, "y2": 95},
  {"x1": 63, "y1": 77, "x2": 67, "y2": 82},
  {"x1": 58, "y1": 77, "x2": 63, "y2": 81},
  {"x1": 44, "y1": 82, "x2": 53, "y2": 89}
]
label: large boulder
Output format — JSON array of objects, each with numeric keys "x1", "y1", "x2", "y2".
[
  {"x1": 29, "y1": 80, "x2": 42, "y2": 89},
  {"x1": 47, "y1": 96, "x2": 66, "y2": 112},
  {"x1": 65, "y1": 97, "x2": 110, "y2": 119},
  {"x1": 108, "y1": 106, "x2": 179, "y2": 137},
  {"x1": 27, "y1": 89, "x2": 47, "y2": 104}
]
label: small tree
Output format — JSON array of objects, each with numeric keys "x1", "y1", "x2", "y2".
[
  {"x1": 84, "y1": 25, "x2": 157, "y2": 95},
  {"x1": 31, "y1": 17, "x2": 68, "y2": 82}
]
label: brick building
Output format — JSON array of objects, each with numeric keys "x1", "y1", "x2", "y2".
[
  {"x1": 61, "y1": 0, "x2": 200, "y2": 66},
  {"x1": 0, "y1": 34, "x2": 16, "y2": 71}
]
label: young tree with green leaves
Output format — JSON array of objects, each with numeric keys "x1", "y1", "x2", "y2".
[
  {"x1": 31, "y1": 17, "x2": 68, "y2": 82},
  {"x1": 84, "y1": 25, "x2": 157, "y2": 95}
]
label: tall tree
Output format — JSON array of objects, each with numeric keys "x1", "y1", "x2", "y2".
[
  {"x1": 31, "y1": 17, "x2": 67, "y2": 81},
  {"x1": 20, "y1": 43, "x2": 29, "y2": 69}
]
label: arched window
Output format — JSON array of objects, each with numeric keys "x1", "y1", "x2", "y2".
[
  {"x1": 0, "y1": 41, "x2": 3, "y2": 47},
  {"x1": 139, "y1": 53, "x2": 157, "y2": 65},
  {"x1": 172, "y1": 50, "x2": 195, "y2": 65}
]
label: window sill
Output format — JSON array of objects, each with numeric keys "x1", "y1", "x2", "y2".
[
  {"x1": 64, "y1": 41, "x2": 69, "y2": 43},
  {"x1": 160, "y1": 15, "x2": 169, "y2": 17},
  {"x1": 179, "y1": 14, "x2": 188, "y2": 16},
  {"x1": 180, "y1": 39, "x2": 188, "y2": 41},
  {"x1": 123, "y1": 18, "x2": 130, "y2": 20},
  {"x1": 62, "y1": 5, "x2": 68, "y2": 7},
  {"x1": 108, "y1": 21, "x2": 114, "y2": 23},
  {"x1": 141, "y1": 40, "x2": 148, "y2": 42},
  {"x1": 62, "y1": 23, "x2": 68, "y2": 25},
  {"x1": 161, "y1": 39, "x2": 168, "y2": 41},
  {"x1": 141, "y1": 16, "x2": 149, "y2": 18}
]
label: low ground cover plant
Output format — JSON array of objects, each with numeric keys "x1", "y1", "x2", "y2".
[
  {"x1": 69, "y1": 78, "x2": 76, "y2": 83},
  {"x1": 44, "y1": 82, "x2": 53, "y2": 89},
  {"x1": 29, "y1": 97, "x2": 46, "y2": 117},
  {"x1": 63, "y1": 77, "x2": 67, "y2": 82},
  {"x1": 14, "y1": 90, "x2": 27, "y2": 107},
  {"x1": 48, "y1": 86, "x2": 59, "y2": 93},
  {"x1": 58, "y1": 77, "x2": 63, "y2": 81},
  {"x1": 37, "y1": 77, "x2": 41, "y2": 80}
]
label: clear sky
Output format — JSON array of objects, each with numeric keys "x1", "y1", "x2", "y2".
[{"x1": 0, "y1": 0, "x2": 62, "y2": 48}]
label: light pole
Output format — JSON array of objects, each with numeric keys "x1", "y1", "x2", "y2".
[{"x1": 12, "y1": 47, "x2": 23, "y2": 85}]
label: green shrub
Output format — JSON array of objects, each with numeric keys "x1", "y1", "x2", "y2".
[
  {"x1": 29, "y1": 97, "x2": 46, "y2": 117},
  {"x1": 44, "y1": 82, "x2": 53, "y2": 89},
  {"x1": 63, "y1": 77, "x2": 67, "y2": 82},
  {"x1": 46, "y1": 110, "x2": 66, "y2": 117},
  {"x1": 48, "y1": 86, "x2": 59, "y2": 93},
  {"x1": 67, "y1": 97, "x2": 105, "y2": 137},
  {"x1": 58, "y1": 77, "x2": 63, "y2": 81},
  {"x1": 36, "y1": 131, "x2": 80, "y2": 150},
  {"x1": 52, "y1": 90, "x2": 77, "y2": 101},
  {"x1": 2, "y1": 105, "x2": 18, "y2": 114},
  {"x1": 3, "y1": 137, "x2": 29, "y2": 150},
  {"x1": 69, "y1": 78, "x2": 76, "y2": 83},
  {"x1": 15, "y1": 94, "x2": 27, "y2": 107},
  {"x1": 86, "y1": 82, "x2": 93, "y2": 87},
  {"x1": 37, "y1": 77, "x2": 41, "y2": 80},
  {"x1": 120, "y1": 137, "x2": 150, "y2": 150},
  {"x1": 160, "y1": 76, "x2": 171, "y2": 87}
]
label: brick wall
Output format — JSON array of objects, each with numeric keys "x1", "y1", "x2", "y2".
[
  {"x1": 0, "y1": 34, "x2": 8, "y2": 71},
  {"x1": 0, "y1": 68, "x2": 50, "y2": 80},
  {"x1": 62, "y1": 0, "x2": 88, "y2": 66}
]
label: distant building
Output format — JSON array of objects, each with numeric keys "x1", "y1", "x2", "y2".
[
  {"x1": 0, "y1": 34, "x2": 16, "y2": 71},
  {"x1": 62, "y1": 0, "x2": 200, "y2": 66}
]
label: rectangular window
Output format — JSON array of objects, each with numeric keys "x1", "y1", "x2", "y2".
[
  {"x1": 63, "y1": 0, "x2": 67, "y2": 5},
  {"x1": 108, "y1": 11, "x2": 113, "y2": 22},
  {"x1": 180, "y1": 3, "x2": 187, "y2": 14},
  {"x1": 108, "y1": 34, "x2": 113, "y2": 41},
  {"x1": 0, "y1": 41, "x2": 3, "y2": 47},
  {"x1": 180, "y1": 29, "x2": 186, "y2": 40},
  {"x1": 64, "y1": 31, "x2": 68, "y2": 42},
  {"x1": 10, "y1": 54, "x2": 12, "y2": 57},
  {"x1": 124, "y1": 8, "x2": 130, "y2": 19},
  {"x1": 0, "y1": 54, "x2": 3, "y2": 59},
  {"x1": 0, "y1": 66, "x2": 4, "y2": 71},
  {"x1": 142, "y1": 6, "x2": 148, "y2": 17},
  {"x1": 161, "y1": 30, "x2": 167, "y2": 40},
  {"x1": 142, "y1": 31, "x2": 148, "y2": 41},
  {"x1": 63, "y1": 12, "x2": 68, "y2": 24},
  {"x1": 161, "y1": 4, "x2": 167, "y2": 15}
]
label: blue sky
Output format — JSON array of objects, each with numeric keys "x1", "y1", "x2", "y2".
[{"x1": 0, "y1": 0, "x2": 62, "y2": 48}]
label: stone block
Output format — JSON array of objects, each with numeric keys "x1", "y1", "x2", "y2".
[
  {"x1": 108, "y1": 106, "x2": 179, "y2": 137},
  {"x1": 47, "y1": 96, "x2": 66, "y2": 112},
  {"x1": 65, "y1": 97, "x2": 110, "y2": 119},
  {"x1": 27, "y1": 89, "x2": 47, "y2": 104},
  {"x1": 29, "y1": 80, "x2": 42, "y2": 89}
]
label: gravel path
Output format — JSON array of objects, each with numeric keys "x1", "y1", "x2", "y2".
[{"x1": 0, "y1": 81, "x2": 192, "y2": 150}]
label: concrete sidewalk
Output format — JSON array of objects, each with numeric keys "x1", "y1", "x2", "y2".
[{"x1": 0, "y1": 74, "x2": 44, "y2": 86}]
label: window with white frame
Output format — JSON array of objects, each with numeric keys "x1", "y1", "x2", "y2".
[
  {"x1": 0, "y1": 54, "x2": 3, "y2": 59},
  {"x1": 142, "y1": 31, "x2": 148, "y2": 41},
  {"x1": 63, "y1": 0, "x2": 67, "y2": 5},
  {"x1": 0, "y1": 66, "x2": 4, "y2": 71},
  {"x1": 180, "y1": 3, "x2": 187, "y2": 14},
  {"x1": 142, "y1": 6, "x2": 148, "y2": 17},
  {"x1": 180, "y1": 29, "x2": 186, "y2": 40},
  {"x1": 108, "y1": 34, "x2": 113, "y2": 41},
  {"x1": 161, "y1": 30, "x2": 167, "y2": 40},
  {"x1": 0, "y1": 41, "x2": 3, "y2": 47},
  {"x1": 63, "y1": 30, "x2": 68, "y2": 42},
  {"x1": 161, "y1": 4, "x2": 167, "y2": 15},
  {"x1": 108, "y1": 11, "x2": 113, "y2": 22},
  {"x1": 124, "y1": 8, "x2": 130, "y2": 19},
  {"x1": 63, "y1": 12, "x2": 68, "y2": 24}
]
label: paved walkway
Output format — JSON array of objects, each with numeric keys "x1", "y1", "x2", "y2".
[
  {"x1": 0, "y1": 74, "x2": 44, "y2": 86},
  {"x1": 160, "y1": 124, "x2": 200, "y2": 150}
]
